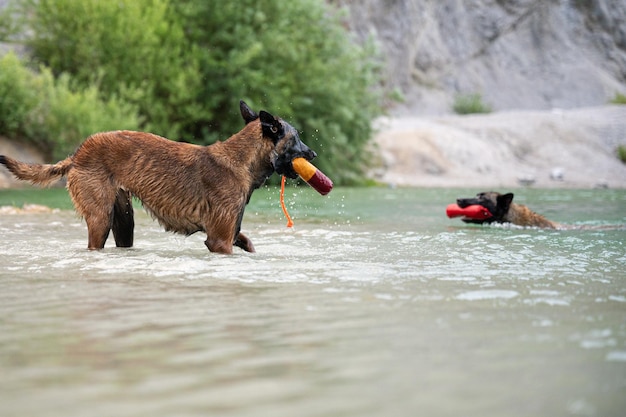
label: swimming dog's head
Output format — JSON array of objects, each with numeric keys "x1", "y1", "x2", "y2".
[
  {"x1": 240, "y1": 100, "x2": 316, "y2": 179},
  {"x1": 456, "y1": 191, "x2": 514, "y2": 224}
]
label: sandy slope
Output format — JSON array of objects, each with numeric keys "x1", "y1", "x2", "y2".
[{"x1": 371, "y1": 105, "x2": 626, "y2": 189}]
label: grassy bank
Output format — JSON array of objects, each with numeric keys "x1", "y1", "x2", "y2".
[{"x1": 0, "y1": 187, "x2": 73, "y2": 210}]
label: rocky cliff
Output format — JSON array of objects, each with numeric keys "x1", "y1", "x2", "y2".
[
  {"x1": 333, "y1": 0, "x2": 626, "y2": 188},
  {"x1": 333, "y1": 0, "x2": 626, "y2": 115}
]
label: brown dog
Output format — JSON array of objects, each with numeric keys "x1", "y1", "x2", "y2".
[
  {"x1": 0, "y1": 101, "x2": 316, "y2": 253},
  {"x1": 457, "y1": 191, "x2": 559, "y2": 229}
]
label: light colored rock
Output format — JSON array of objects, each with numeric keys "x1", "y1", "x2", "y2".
[{"x1": 371, "y1": 105, "x2": 626, "y2": 188}]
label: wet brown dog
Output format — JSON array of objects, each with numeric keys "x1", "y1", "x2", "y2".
[
  {"x1": 0, "y1": 101, "x2": 316, "y2": 253},
  {"x1": 457, "y1": 191, "x2": 559, "y2": 229}
]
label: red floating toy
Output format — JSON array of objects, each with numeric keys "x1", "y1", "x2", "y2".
[{"x1": 446, "y1": 203, "x2": 493, "y2": 220}]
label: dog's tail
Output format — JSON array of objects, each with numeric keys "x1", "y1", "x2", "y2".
[{"x1": 0, "y1": 155, "x2": 73, "y2": 187}]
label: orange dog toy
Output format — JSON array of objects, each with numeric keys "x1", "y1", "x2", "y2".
[{"x1": 291, "y1": 157, "x2": 333, "y2": 195}]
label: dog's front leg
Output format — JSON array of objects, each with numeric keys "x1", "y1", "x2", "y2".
[
  {"x1": 232, "y1": 203, "x2": 255, "y2": 253},
  {"x1": 235, "y1": 232, "x2": 255, "y2": 253},
  {"x1": 204, "y1": 216, "x2": 238, "y2": 254},
  {"x1": 204, "y1": 233, "x2": 254, "y2": 253},
  {"x1": 204, "y1": 238, "x2": 233, "y2": 254}
]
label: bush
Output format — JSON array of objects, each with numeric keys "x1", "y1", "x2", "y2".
[
  {"x1": 0, "y1": 52, "x2": 38, "y2": 137},
  {"x1": 16, "y1": 0, "x2": 202, "y2": 140},
  {"x1": 617, "y1": 145, "x2": 626, "y2": 164},
  {"x1": 175, "y1": 0, "x2": 382, "y2": 183},
  {"x1": 453, "y1": 93, "x2": 492, "y2": 115},
  {"x1": 0, "y1": 52, "x2": 141, "y2": 160},
  {"x1": 8, "y1": 0, "x2": 383, "y2": 184},
  {"x1": 26, "y1": 70, "x2": 142, "y2": 160},
  {"x1": 610, "y1": 92, "x2": 626, "y2": 105}
]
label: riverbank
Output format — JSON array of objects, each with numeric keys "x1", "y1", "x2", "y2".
[{"x1": 371, "y1": 105, "x2": 626, "y2": 189}]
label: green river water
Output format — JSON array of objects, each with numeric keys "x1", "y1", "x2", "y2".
[{"x1": 1, "y1": 186, "x2": 625, "y2": 416}]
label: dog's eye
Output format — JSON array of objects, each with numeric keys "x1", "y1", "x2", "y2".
[{"x1": 270, "y1": 126, "x2": 278, "y2": 133}]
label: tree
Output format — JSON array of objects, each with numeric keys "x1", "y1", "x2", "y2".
[
  {"x1": 4, "y1": 0, "x2": 382, "y2": 183},
  {"x1": 175, "y1": 0, "x2": 381, "y2": 183},
  {"x1": 19, "y1": 0, "x2": 203, "y2": 139}
]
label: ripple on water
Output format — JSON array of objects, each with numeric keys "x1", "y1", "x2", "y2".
[
  {"x1": 456, "y1": 290, "x2": 519, "y2": 301},
  {"x1": 523, "y1": 290, "x2": 572, "y2": 306},
  {"x1": 606, "y1": 351, "x2": 626, "y2": 362}
]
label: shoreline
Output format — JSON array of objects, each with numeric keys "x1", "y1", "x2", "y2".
[{"x1": 371, "y1": 105, "x2": 626, "y2": 189}]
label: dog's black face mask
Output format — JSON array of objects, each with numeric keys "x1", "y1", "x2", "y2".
[
  {"x1": 267, "y1": 119, "x2": 317, "y2": 178},
  {"x1": 456, "y1": 192, "x2": 514, "y2": 224},
  {"x1": 239, "y1": 100, "x2": 316, "y2": 179}
]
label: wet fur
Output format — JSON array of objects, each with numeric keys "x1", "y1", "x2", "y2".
[
  {"x1": 0, "y1": 101, "x2": 316, "y2": 253},
  {"x1": 457, "y1": 191, "x2": 559, "y2": 229}
]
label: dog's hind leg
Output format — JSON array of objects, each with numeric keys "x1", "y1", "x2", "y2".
[
  {"x1": 67, "y1": 172, "x2": 116, "y2": 250},
  {"x1": 112, "y1": 189, "x2": 134, "y2": 247},
  {"x1": 84, "y1": 212, "x2": 113, "y2": 250}
]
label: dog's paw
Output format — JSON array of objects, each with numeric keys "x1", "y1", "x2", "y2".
[{"x1": 235, "y1": 233, "x2": 255, "y2": 253}]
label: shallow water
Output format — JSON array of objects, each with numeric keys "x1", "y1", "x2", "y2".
[{"x1": 1, "y1": 187, "x2": 625, "y2": 417}]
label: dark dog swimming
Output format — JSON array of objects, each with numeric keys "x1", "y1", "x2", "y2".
[
  {"x1": 456, "y1": 191, "x2": 559, "y2": 229},
  {"x1": 0, "y1": 101, "x2": 317, "y2": 254}
]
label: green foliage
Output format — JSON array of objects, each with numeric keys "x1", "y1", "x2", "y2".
[
  {"x1": 6, "y1": 0, "x2": 382, "y2": 184},
  {"x1": 0, "y1": 52, "x2": 38, "y2": 137},
  {"x1": 17, "y1": 0, "x2": 203, "y2": 140},
  {"x1": 174, "y1": 0, "x2": 381, "y2": 184},
  {"x1": 26, "y1": 70, "x2": 141, "y2": 160},
  {"x1": 0, "y1": 52, "x2": 141, "y2": 160},
  {"x1": 610, "y1": 92, "x2": 626, "y2": 105},
  {"x1": 0, "y1": 188, "x2": 74, "y2": 210},
  {"x1": 453, "y1": 93, "x2": 492, "y2": 115},
  {"x1": 617, "y1": 145, "x2": 626, "y2": 164}
]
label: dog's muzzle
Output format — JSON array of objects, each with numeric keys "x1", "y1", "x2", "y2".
[
  {"x1": 457, "y1": 198, "x2": 479, "y2": 208},
  {"x1": 273, "y1": 139, "x2": 317, "y2": 179}
]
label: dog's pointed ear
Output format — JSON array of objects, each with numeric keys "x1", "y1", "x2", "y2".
[
  {"x1": 498, "y1": 193, "x2": 514, "y2": 211},
  {"x1": 259, "y1": 110, "x2": 283, "y2": 143},
  {"x1": 240, "y1": 100, "x2": 258, "y2": 124}
]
